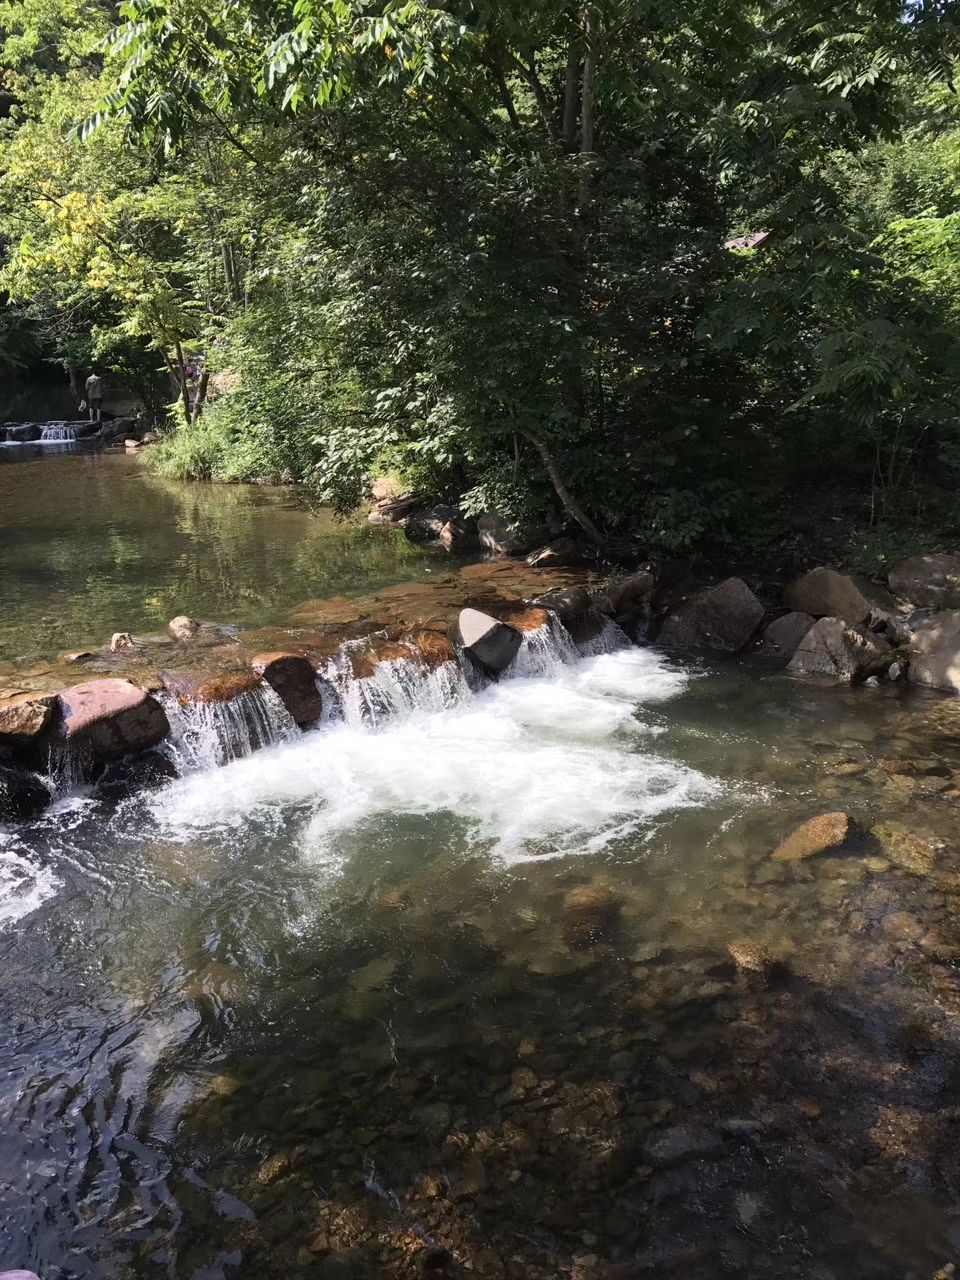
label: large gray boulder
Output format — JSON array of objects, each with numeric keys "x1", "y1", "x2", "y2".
[
  {"x1": 657, "y1": 577, "x2": 764, "y2": 654},
  {"x1": 453, "y1": 608, "x2": 522, "y2": 674},
  {"x1": 57, "y1": 679, "x2": 169, "y2": 759},
  {"x1": 535, "y1": 586, "x2": 607, "y2": 644},
  {"x1": 889, "y1": 553, "x2": 960, "y2": 609},
  {"x1": 787, "y1": 617, "x2": 892, "y2": 682},
  {"x1": 907, "y1": 610, "x2": 960, "y2": 692},
  {"x1": 5, "y1": 424, "x2": 41, "y2": 442},
  {"x1": 756, "y1": 612, "x2": 815, "y2": 661},
  {"x1": 783, "y1": 567, "x2": 871, "y2": 624},
  {"x1": 404, "y1": 505, "x2": 478, "y2": 550},
  {"x1": 0, "y1": 764, "x2": 50, "y2": 823}
]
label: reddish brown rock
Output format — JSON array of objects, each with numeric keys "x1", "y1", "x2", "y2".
[
  {"x1": 0, "y1": 694, "x2": 57, "y2": 745},
  {"x1": 58, "y1": 679, "x2": 169, "y2": 759},
  {"x1": 497, "y1": 606, "x2": 552, "y2": 634},
  {"x1": 562, "y1": 881, "x2": 622, "y2": 946},
  {"x1": 772, "y1": 812, "x2": 852, "y2": 862},
  {"x1": 251, "y1": 652, "x2": 323, "y2": 727},
  {"x1": 405, "y1": 632, "x2": 458, "y2": 669},
  {"x1": 162, "y1": 669, "x2": 262, "y2": 704}
]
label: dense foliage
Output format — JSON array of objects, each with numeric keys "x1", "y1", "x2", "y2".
[{"x1": 4, "y1": 0, "x2": 960, "y2": 565}]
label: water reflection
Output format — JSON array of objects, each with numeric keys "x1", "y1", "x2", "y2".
[{"x1": 0, "y1": 451, "x2": 433, "y2": 660}]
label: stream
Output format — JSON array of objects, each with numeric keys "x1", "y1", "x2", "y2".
[{"x1": 3, "y1": 605, "x2": 960, "y2": 1279}]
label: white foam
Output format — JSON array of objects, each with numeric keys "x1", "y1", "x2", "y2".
[
  {"x1": 0, "y1": 837, "x2": 60, "y2": 928},
  {"x1": 148, "y1": 646, "x2": 719, "y2": 864}
]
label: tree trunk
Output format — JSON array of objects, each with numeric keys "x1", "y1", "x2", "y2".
[
  {"x1": 173, "y1": 337, "x2": 192, "y2": 426},
  {"x1": 580, "y1": 8, "x2": 597, "y2": 160},
  {"x1": 522, "y1": 430, "x2": 605, "y2": 548},
  {"x1": 190, "y1": 367, "x2": 210, "y2": 425},
  {"x1": 563, "y1": 39, "x2": 581, "y2": 151}
]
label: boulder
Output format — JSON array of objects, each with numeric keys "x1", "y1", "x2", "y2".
[
  {"x1": 0, "y1": 764, "x2": 50, "y2": 823},
  {"x1": 452, "y1": 608, "x2": 523, "y2": 675},
  {"x1": 534, "y1": 586, "x2": 607, "y2": 644},
  {"x1": 0, "y1": 694, "x2": 57, "y2": 746},
  {"x1": 755, "y1": 612, "x2": 815, "y2": 661},
  {"x1": 5, "y1": 424, "x2": 41, "y2": 442},
  {"x1": 57, "y1": 679, "x2": 170, "y2": 759},
  {"x1": 110, "y1": 631, "x2": 137, "y2": 652},
  {"x1": 438, "y1": 517, "x2": 480, "y2": 553},
  {"x1": 907, "y1": 610, "x2": 960, "y2": 692},
  {"x1": 251, "y1": 652, "x2": 323, "y2": 727},
  {"x1": 562, "y1": 881, "x2": 622, "y2": 946},
  {"x1": 525, "y1": 538, "x2": 583, "y2": 568},
  {"x1": 889, "y1": 553, "x2": 960, "y2": 609},
  {"x1": 657, "y1": 577, "x2": 764, "y2": 653},
  {"x1": 611, "y1": 571, "x2": 656, "y2": 614},
  {"x1": 169, "y1": 615, "x2": 200, "y2": 641},
  {"x1": 787, "y1": 617, "x2": 892, "y2": 682},
  {"x1": 404, "y1": 505, "x2": 474, "y2": 546},
  {"x1": 478, "y1": 512, "x2": 552, "y2": 558},
  {"x1": 772, "y1": 812, "x2": 852, "y2": 862},
  {"x1": 783, "y1": 567, "x2": 871, "y2": 624}
]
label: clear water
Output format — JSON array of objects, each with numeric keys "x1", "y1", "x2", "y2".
[
  {"x1": 3, "y1": 627, "x2": 960, "y2": 1279},
  {"x1": 0, "y1": 450, "x2": 432, "y2": 661}
]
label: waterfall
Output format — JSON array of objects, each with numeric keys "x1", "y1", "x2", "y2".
[
  {"x1": 320, "y1": 639, "x2": 471, "y2": 730},
  {"x1": 510, "y1": 613, "x2": 580, "y2": 679},
  {"x1": 40, "y1": 425, "x2": 78, "y2": 442},
  {"x1": 161, "y1": 684, "x2": 298, "y2": 773}
]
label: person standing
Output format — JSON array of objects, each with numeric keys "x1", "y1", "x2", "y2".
[{"x1": 84, "y1": 369, "x2": 104, "y2": 422}]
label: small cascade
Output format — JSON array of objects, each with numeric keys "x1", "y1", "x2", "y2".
[
  {"x1": 162, "y1": 684, "x2": 298, "y2": 773},
  {"x1": 40, "y1": 424, "x2": 77, "y2": 443},
  {"x1": 577, "y1": 615, "x2": 631, "y2": 657},
  {"x1": 511, "y1": 613, "x2": 580, "y2": 679},
  {"x1": 321, "y1": 641, "x2": 471, "y2": 730},
  {"x1": 46, "y1": 736, "x2": 96, "y2": 794}
]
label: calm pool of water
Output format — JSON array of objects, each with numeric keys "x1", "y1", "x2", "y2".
[
  {"x1": 3, "y1": 632, "x2": 960, "y2": 1280},
  {"x1": 0, "y1": 447, "x2": 432, "y2": 661}
]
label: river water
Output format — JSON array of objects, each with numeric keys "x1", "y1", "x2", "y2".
[
  {"x1": 4, "y1": 454, "x2": 960, "y2": 1278},
  {"x1": 3, "y1": 605, "x2": 960, "y2": 1279},
  {"x1": 0, "y1": 449, "x2": 430, "y2": 661}
]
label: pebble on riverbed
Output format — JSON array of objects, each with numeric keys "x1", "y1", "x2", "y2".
[{"x1": 772, "y1": 812, "x2": 852, "y2": 862}]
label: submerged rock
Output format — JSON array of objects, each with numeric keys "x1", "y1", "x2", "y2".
[
  {"x1": 783, "y1": 567, "x2": 871, "y2": 624},
  {"x1": 907, "y1": 610, "x2": 960, "y2": 692},
  {"x1": 95, "y1": 749, "x2": 178, "y2": 803},
  {"x1": 772, "y1": 812, "x2": 852, "y2": 862},
  {"x1": 251, "y1": 652, "x2": 323, "y2": 727},
  {"x1": 756, "y1": 611, "x2": 815, "y2": 660},
  {"x1": 57, "y1": 678, "x2": 169, "y2": 759},
  {"x1": 787, "y1": 617, "x2": 892, "y2": 682},
  {"x1": 644, "y1": 1124, "x2": 724, "y2": 1165},
  {"x1": 162, "y1": 669, "x2": 262, "y2": 704},
  {"x1": 452, "y1": 608, "x2": 522, "y2": 674},
  {"x1": 562, "y1": 880, "x2": 622, "y2": 946},
  {"x1": 0, "y1": 694, "x2": 57, "y2": 746},
  {"x1": 658, "y1": 576, "x2": 764, "y2": 653},
  {"x1": 889, "y1": 553, "x2": 960, "y2": 608},
  {"x1": 0, "y1": 764, "x2": 50, "y2": 822}
]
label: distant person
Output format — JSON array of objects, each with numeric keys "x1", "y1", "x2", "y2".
[{"x1": 84, "y1": 369, "x2": 104, "y2": 422}]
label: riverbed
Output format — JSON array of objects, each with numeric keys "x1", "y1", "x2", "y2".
[{"x1": 0, "y1": 449, "x2": 432, "y2": 661}]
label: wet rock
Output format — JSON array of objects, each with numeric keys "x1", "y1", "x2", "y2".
[
  {"x1": 57, "y1": 678, "x2": 169, "y2": 759},
  {"x1": 562, "y1": 880, "x2": 622, "y2": 946},
  {"x1": 0, "y1": 763, "x2": 50, "y2": 822},
  {"x1": 889, "y1": 552, "x2": 960, "y2": 608},
  {"x1": 535, "y1": 586, "x2": 607, "y2": 644},
  {"x1": 783, "y1": 567, "x2": 872, "y2": 624},
  {"x1": 755, "y1": 611, "x2": 815, "y2": 660},
  {"x1": 907, "y1": 610, "x2": 960, "y2": 692},
  {"x1": 162, "y1": 668, "x2": 262, "y2": 703},
  {"x1": 406, "y1": 631, "x2": 458, "y2": 668},
  {"x1": 109, "y1": 631, "x2": 137, "y2": 652},
  {"x1": 168, "y1": 615, "x2": 200, "y2": 641},
  {"x1": 612, "y1": 570, "x2": 656, "y2": 613},
  {"x1": 251, "y1": 652, "x2": 323, "y2": 727},
  {"x1": 658, "y1": 577, "x2": 764, "y2": 654},
  {"x1": 439, "y1": 517, "x2": 480, "y2": 553},
  {"x1": 5, "y1": 424, "x2": 41, "y2": 442},
  {"x1": 452, "y1": 608, "x2": 522, "y2": 675},
  {"x1": 478, "y1": 512, "x2": 552, "y2": 557},
  {"x1": 94, "y1": 750, "x2": 178, "y2": 803},
  {"x1": 727, "y1": 940, "x2": 783, "y2": 978},
  {"x1": 64, "y1": 650, "x2": 96, "y2": 665},
  {"x1": 787, "y1": 617, "x2": 892, "y2": 682},
  {"x1": 644, "y1": 1124, "x2": 724, "y2": 1165},
  {"x1": 772, "y1": 812, "x2": 852, "y2": 862},
  {"x1": 525, "y1": 538, "x2": 583, "y2": 568},
  {"x1": 405, "y1": 504, "x2": 473, "y2": 546},
  {"x1": 0, "y1": 694, "x2": 57, "y2": 745}
]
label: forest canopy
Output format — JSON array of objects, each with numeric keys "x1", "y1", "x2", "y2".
[{"x1": 3, "y1": 0, "x2": 960, "y2": 565}]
